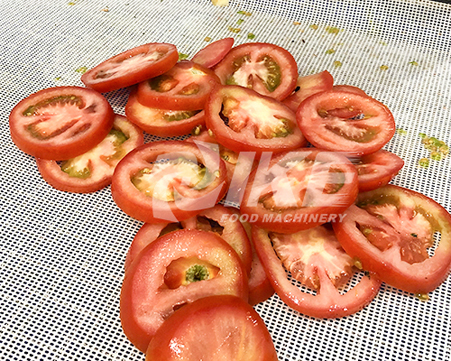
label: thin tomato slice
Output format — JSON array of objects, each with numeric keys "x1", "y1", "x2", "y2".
[
  {"x1": 191, "y1": 38, "x2": 234, "y2": 68},
  {"x1": 81, "y1": 42, "x2": 178, "y2": 93},
  {"x1": 9, "y1": 86, "x2": 114, "y2": 160}
]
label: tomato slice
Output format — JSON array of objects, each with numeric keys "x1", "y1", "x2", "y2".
[
  {"x1": 205, "y1": 85, "x2": 307, "y2": 156},
  {"x1": 145, "y1": 295, "x2": 279, "y2": 361},
  {"x1": 332, "y1": 84, "x2": 367, "y2": 96},
  {"x1": 333, "y1": 185, "x2": 451, "y2": 294},
  {"x1": 125, "y1": 89, "x2": 205, "y2": 137},
  {"x1": 213, "y1": 42, "x2": 298, "y2": 100},
  {"x1": 9, "y1": 86, "x2": 114, "y2": 160},
  {"x1": 137, "y1": 60, "x2": 220, "y2": 110},
  {"x1": 252, "y1": 225, "x2": 381, "y2": 318},
  {"x1": 191, "y1": 37, "x2": 235, "y2": 68},
  {"x1": 81, "y1": 42, "x2": 179, "y2": 93},
  {"x1": 282, "y1": 70, "x2": 334, "y2": 112},
  {"x1": 240, "y1": 149, "x2": 358, "y2": 233},
  {"x1": 111, "y1": 140, "x2": 228, "y2": 223},
  {"x1": 36, "y1": 114, "x2": 143, "y2": 193},
  {"x1": 296, "y1": 90, "x2": 396, "y2": 155},
  {"x1": 120, "y1": 229, "x2": 248, "y2": 353}
]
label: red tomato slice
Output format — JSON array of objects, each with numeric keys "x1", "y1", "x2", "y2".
[
  {"x1": 125, "y1": 89, "x2": 205, "y2": 137},
  {"x1": 205, "y1": 85, "x2": 307, "y2": 156},
  {"x1": 120, "y1": 229, "x2": 248, "y2": 353},
  {"x1": 9, "y1": 86, "x2": 114, "y2": 160},
  {"x1": 252, "y1": 225, "x2": 381, "y2": 318},
  {"x1": 283, "y1": 70, "x2": 334, "y2": 112},
  {"x1": 191, "y1": 37, "x2": 234, "y2": 68},
  {"x1": 145, "y1": 295, "x2": 279, "y2": 361},
  {"x1": 137, "y1": 60, "x2": 220, "y2": 110},
  {"x1": 332, "y1": 84, "x2": 367, "y2": 96},
  {"x1": 240, "y1": 149, "x2": 359, "y2": 233},
  {"x1": 214, "y1": 42, "x2": 298, "y2": 100},
  {"x1": 81, "y1": 42, "x2": 179, "y2": 93},
  {"x1": 296, "y1": 90, "x2": 396, "y2": 155},
  {"x1": 36, "y1": 114, "x2": 143, "y2": 193},
  {"x1": 333, "y1": 185, "x2": 451, "y2": 294},
  {"x1": 111, "y1": 140, "x2": 228, "y2": 223}
]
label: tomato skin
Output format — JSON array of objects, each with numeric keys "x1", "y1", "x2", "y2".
[
  {"x1": 120, "y1": 229, "x2": 248, "y2": 353},
  {"x1": 9, "y1": 86, "x2": 115, "y2": 160},
  {"x1": 81, "y1": 42, "x2": 179, "y2": 93},
  {"x1": 333, "y1": 185, "x2": 451, "y2": 294},
  {"x1": 191, "y1": 37, "x2": 235, "y2": 68}
]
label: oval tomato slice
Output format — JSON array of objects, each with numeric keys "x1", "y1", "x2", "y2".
[
  {"x1": 137, "y1": 60, "x2": 220, "y2": 110},
  {"x1": 296, "y1": 90, "x2": 396, "y2": 155},
  {"x1": 191, "y1": 37, "x2": 234, "y2": 68},
  {"x1": 214, "y1": 42, "x2": 298, "y2": 100},
  {"x1": 252, "y1": 225, "x2": 381, "y2": 318},
  {"x1": 36, "y1": 114, "x2": 143, "y2": 193},
  {"x1": 120, "y1": 229, "x2": 248, "y2": 353},
  {"x1": 240, "y1": 149, "x2": 358, "y2": 233},
  {"x1": 81, "y1": 42, "x2": 179, "y2": 93},
  {"x1": 9, "y1": 86, "x2": 114, "y2": 160},
  {"x1": 111, "y1": 140, "x2": 228, "y2": 223},
  {"x1": 145, "y1": 295, "x2": 278, "y2": 361},
  {"x1": 333, "y1": 185, "x2": 451, "y2": 294}
]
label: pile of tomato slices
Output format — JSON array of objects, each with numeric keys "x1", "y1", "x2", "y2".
[{"x1": 9, "y1": 38, "x2": 451, "y2": 359}]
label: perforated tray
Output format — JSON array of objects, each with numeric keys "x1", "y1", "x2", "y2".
[{"x1": 1, "y1": 0, "x2": 450, "y2": 360}]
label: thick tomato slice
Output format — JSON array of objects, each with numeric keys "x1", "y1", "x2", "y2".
[
  {"x1": 145, "y1": 295, "x2": 279, "y2": 361},
  {"x1": 205, "y1": 85, "x2": 307, "y2": 156},
  {"x1": 213, "y1": 42, "x2": 298, "y2": 100},
  {"x1": 333, "y1": 185, "x2": 451, "y2": 294},
  {"x1": 296, "y1": 90, "x2": 396, "y2": 155},
  {"x1": 282, "y1": 70, "x2": 334, "y2": 112},
  {"x1": 349, "y1": 150, "x2": 404, "y2": 192},
  {"x1": 252, "y1": 225, "x2": 381, "y2": 318},
  {"x1": 36, "y1": 114, "x2": 143, "y2": 193},
  {"x1": 191, "y1": 37, "x2": 235, "y2": 68},
  {"x1": 9, "y1": 86, "x2": 114, "y2": 160},
  {"x1": 120, "y1": 229, "x2": 248, "y2": 353},
  {"x1": 81, "y1": 42, "x2": 178, "y2": 93},
  {"x1": 137, "y1": 60, "x2": 220, "y2": 110},
  {"x1": 240, "y1": 149, "x2": 358, "y2": 233},
  {"x1": 125, "y1": 89, "x2": 205, "y2": 137},
  {"x1": 111, "y1": 140, "x2": 228, "y2": 223}
]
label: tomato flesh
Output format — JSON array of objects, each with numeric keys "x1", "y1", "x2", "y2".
[{"x1": 191, "y1": 37, "x2": 234, "y2": 68}]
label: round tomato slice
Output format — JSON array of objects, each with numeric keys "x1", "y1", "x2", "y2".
[
  {"x1": 81, "y1": 42, "x2": 178, "y2": 93},
  {"x1": 240, "y1": 149, "x2": 358, "y2": 233},
  {"x1": 9, "y1": 86, "x2": 114, "y2": 160},
  {"x1": 332, "y1": 84, "x2": 367, "y2": 96},
  {"x1": 125, "y1": 89, "x2": 205, "y2": 137},
  {"x1": 252, "y1": 225, "x2": 381, "y2": 318},
  {"x1": 137, "y1": 60, "x2": 220, "y2": 110},
  {"x1": 145, "y1": 295, "x2": 278, "y2": 361},
  {"x1": 120, "y1": 229, "x2": 248, "y2": 353},
  {"x1": 205, "y1": 85, "x2": 307, "y2": 156},
  {"x1": 191, "y1": 37, "x2": 234, "y2": 68},
  {"x1": 213, "y1": 42, "x2": 298, "y2": 100},
  {"x1": 111, "y1": 140, "x2": 228, "y2": 223},
  {"x1": 333, "y1": 185, "x2": 451, "y2": 294},
  {"x1": 296, "y1": 90, "x2": 396, "y2": 155},
  {"x1": 36, "y1": 114, "x2": 143, "y2": 193}
]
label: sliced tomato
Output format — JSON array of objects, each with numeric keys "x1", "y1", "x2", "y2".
[
  {"x1": 9, "y1": 86, "x2": 114, "y2": 160},
  {"x1": 36, "y1": 114, "x2": 143, "y2": 193},
  {"x1": 333, "y1": 185, "x2": 451, "y2": 294},
  {"x1": 240, "y1": 149, "x2": 359, "y2": 233},
  {"x1": 191, "y1": 38, "x2": 234, "y2": 68},
  {"x1": 213, "y1": 42, "x2": 298, "y2": 100},
  {"x1": 111, "y1": 140, "x2": 228, "y2": 223},
  {"x1": 205, "y1": 85, "x2": 306, "y2": 156},
  {"x1": 81, "y1": 42, "x2": 178, "y2": 93},
  {"x1": 120, "y1": 229, "x2": 248, "y2": 353},
  {"x1": 332, "y1": 84, "x2": 367, "y2": 96},
  {"x1": 137, "y1": 60, "x2": 220, "y2": 110},
  {"x1": 296, "y1": 90, "x2": 396, "y2": 155},
  {"x1": 125, "y1": 89, "x2": 205, "y2": 137},
  {"x1": 283, "y1": 70, "x2": 334, "y2": 112},
  {"x1": 145, "y1": 295, "x2": 279, "y2": 361},
  {"x1": 252, "y1": 225, "x2": 381, "y2": 318}
]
